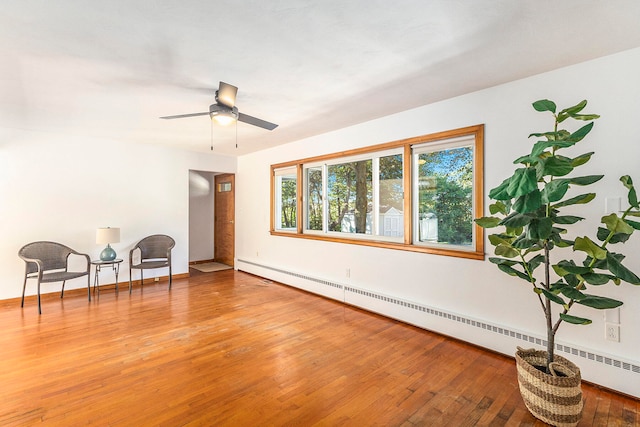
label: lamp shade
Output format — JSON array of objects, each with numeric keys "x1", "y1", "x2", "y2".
[{"x1": 96, "y1": 227, "x2": 120, "y2": 244}]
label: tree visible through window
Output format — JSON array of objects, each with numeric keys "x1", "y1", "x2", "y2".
[
  {"x1": 328, "y1": 160, "x2": 372, "y2": 234},
  {"x1": 274, "y1": 168, "x2": 297, "y2": 231},
  {"x1": 416, "y1": 146, "x2": 473, "y2": 246},
  {"x1": 306, "y1": 167, "x2": 323, "y2": 231}
]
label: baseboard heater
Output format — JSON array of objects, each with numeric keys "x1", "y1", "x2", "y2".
[{"x1": 238, "y1": 259, "x2": 640, "y2": 376}]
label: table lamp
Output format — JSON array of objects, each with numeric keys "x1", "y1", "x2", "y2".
[{"x1": 96, "y1": 227, "x2": 120, "y2": 261}]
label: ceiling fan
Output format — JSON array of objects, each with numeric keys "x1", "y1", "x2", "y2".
[{"x1": 160, "y1": 81, "x2": 278, "y2": 130}]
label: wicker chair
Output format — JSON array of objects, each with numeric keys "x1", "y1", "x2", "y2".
[
  {"x1": 129, "y1": 234, "x2": 175, "y2": 293},
  {"x1": 18, "y1": 241, "x2": 91, "y2": 314}
]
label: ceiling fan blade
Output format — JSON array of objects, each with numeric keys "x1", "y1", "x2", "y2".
[
  {"x1": 160, "y1": 112, "x2": 209, "y2": 119},
  {"x1": 238, "y1": 112, "x2": 278, "y2": 130},
  {"x1": 217, "y1": 81, "x2": 238, "y2": 108}
]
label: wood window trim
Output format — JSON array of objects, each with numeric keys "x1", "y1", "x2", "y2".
[{"x1": 270, "y1": 124, "x2": 485, "y2": 260}]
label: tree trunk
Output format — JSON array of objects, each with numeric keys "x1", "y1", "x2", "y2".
[{"x1": 544, "y1": 242, "x2": 554, "y2": 371}]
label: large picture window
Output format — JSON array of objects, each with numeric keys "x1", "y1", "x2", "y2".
[{"x1": 270, "y1": 125, "x2": 484, "y2": 259}]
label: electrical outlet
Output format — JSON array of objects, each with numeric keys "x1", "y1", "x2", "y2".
[
  {"x1": 154, "y1": 277, "x2": 160, "y2": 282},
  {"x1": 605, "y1": 323, "x2": 620, "y2": 342},
  {"x1": 346, "y1": 268, "x2": 350, "y2": 278}
]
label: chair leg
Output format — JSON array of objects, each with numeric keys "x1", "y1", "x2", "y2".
[
  {"x1": 169, "y1": 265, "x2": 172, "y2": 290},
  {"x1": 37, "y1": 281, "x2": 42, "y2": 315},
  {"x1": 129, "y1": 266, "x2": 132, "y2": 294},
  {"x1": 87, "y1": 275, "x2": 91, "y2": 302},
  {"x1": 60, "y1": 280, "x2": 66, "y2": 298},
  {"x1": 21, "y1": 276, "x2": 28, "y2": 308}
]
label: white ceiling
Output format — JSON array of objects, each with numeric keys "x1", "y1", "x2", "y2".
[{"x1": 2, "y1": 1, "x2": 640, "y2": 156}]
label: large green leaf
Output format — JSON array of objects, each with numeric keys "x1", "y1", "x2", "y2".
[
  {"x1": 489, "y1": 201, "x2": 508, "y2": 215},
  {"x1": 554, "y1": 283, "x2": 587, "y2": 300},
  {"x1": 495, "y1": 244, "x2": 519, "y2": 258},
  {"x1": 540, "y1": 156, "x2": 574, "y2": 177},
  {"x1": 553, "y1": 193, "x2": 596, "y2": 208},
  {"x1": 538, "y1": 288, "x2": 566, "y2": 305},
  {"x1": 564, "y1": 273, "x2": 580, "y2": 287},
  {"x1": 607, "y1": 252, "x2": 640, "y2": 284},
  {"x1": 526, "y1": 254, "x2": 545, "y2": 272},
  {"x1": 553, "y1": 215, "x2": 584, "y2": 225},
  {"x1": 527, "y1": 217, "x2": 553, "y2": 240},
  {"x1": 566, "y1": 122, "x2": 595, "y2": 142},
  {"x1": 497, "y1": 264, "x2": 531, "y2": 282},
  {"x1": 602, "y1": 213, "x2": 634, "y2": 235},
  {"x1": 560, "y1": 313, "x2": 592, "y2": 325},
  {"x1": 558, "y1": 100, "x2": 587, "y2": 118},
  {"x1": 586, "y1": 253, "x2": 625, "y2": 270},
  {"x1": 576, "y1": 295, "x2": 623, "y2": 309},
  {"x1": 554, "y1": 260, "x2": 592, "y2": 276},
  {"x1": 570, "y1": 114, "x2": 600, "y2": 121},
  {"x1": 513, "y1": 190, "x2": 542, "y2": 213},
  {"x1": 488, "y1": 178, "x2": 511, "y2": 200},
  {"x1": 530, "y1": 139, "x2": 575, "y2": 158},
  {"x1": 570, "y1": 153, "x2": 594, "y2": 167},
  {"x1": 541, "y1": 179, "x2": 570, "y2": 203},
  {"x1": 574, "y1": 236, "x2": 607, "y2": 260},
  {"x1": 488, "y1": 234, "x2": 515, "y2": 246},
  {"x1": 512, "y1": 235, "x2": 540, "y2": 249},
  {"x1": 500, "y1": 212, "x2": 534, "y2": 228},
  {"x1": 489, "y1": 257, "x2": 518, "y2": 266},
  {"x1": 625, "y1": 219, "x2": 640, "y2": 230},
  {"x1": 581, "y1": 273, "x2": 612, "y2": 285},
  {"x1": 507, "y1": 167, "x2": 538, "y2": 197},
  {"x1": 596, "y1": 227, "x2": 631, "y2": 244},
  {"x1": 620, "y1": 175, "x2": 639, "y2": 208},
  {"x1": 532, "y1": 99, "x2": 556, "y2": 113},
  {"x1": 569, "y1": 174, "x2": 602, "y2": 185},
  {"x1": 475, "y1": 217, "x2": 501, "y2": 228},
  {"x1": 513, "y1": 154, "x2": 536, "y2": 165}
]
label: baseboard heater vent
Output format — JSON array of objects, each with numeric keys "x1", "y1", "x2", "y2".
[
  {"x1": 239, "y1": 259, "x2": 343, "y2": 290},
  {"x1": 238, "y1": 259, "x2": 639, "y2": 375}
]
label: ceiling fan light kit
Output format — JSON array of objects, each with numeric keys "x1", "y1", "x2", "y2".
[{"x1": 210, "y1": 104, "x2": 238, "y2": 126}]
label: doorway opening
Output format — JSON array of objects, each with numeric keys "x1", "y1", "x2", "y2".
[{"x1": 188, "y1": 170, "x2": 235, "y2": 272}]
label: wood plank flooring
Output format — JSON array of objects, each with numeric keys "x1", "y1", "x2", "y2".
[{"x1": 0, "y1": 270, "x2": 637, "y2": 426}]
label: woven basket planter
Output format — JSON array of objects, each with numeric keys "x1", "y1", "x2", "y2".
[{"x1": 515, "y1": 348, "x2": 583, "y2": 427}]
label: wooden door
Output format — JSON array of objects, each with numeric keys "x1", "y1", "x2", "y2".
[{"x1": 214, "y1": 173, "x2": 235, "y2": 267}]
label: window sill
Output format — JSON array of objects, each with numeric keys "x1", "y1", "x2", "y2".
[{"x1": 269, "y1": 230, "x2": 485, "y2": 260}]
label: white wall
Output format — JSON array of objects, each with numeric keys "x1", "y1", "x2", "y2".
[
  {"x1": 0, "y1": 133, "x2": 236, "y2": 300},
  {"x1": 189, "y1": 170, "x2": 215, "y2": 262},
  {"x1": 236, "y1": 47, "x2": 640, "y2": 397}
]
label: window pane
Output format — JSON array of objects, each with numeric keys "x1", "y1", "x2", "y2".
[
  {"x1": 416, "y1": 146, "x2": 473, "y2": 246},
  {"x1": 379, "y1": 154, "x2": 403, "y2": 237},
  {"x1": 306, "y1": 167, "x2": 323, "y2": 231},
  {"x1": 275, "y1": 173, "x2": 297, "y2": 230},
  {"x1": 327, "y1": 160, "x2": 372, "y2": 234}
]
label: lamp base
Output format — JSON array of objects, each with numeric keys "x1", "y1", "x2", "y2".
[{"x1": 100, "y1": 244, "x2": 116, "y2": 261}]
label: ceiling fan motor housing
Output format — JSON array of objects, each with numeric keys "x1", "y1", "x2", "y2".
[{"x1": 209, "y1": 104, "x2": 239, "y2": 120}]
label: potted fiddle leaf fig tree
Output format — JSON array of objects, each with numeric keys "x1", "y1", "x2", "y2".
[{"x1": 476, "y1": 99, "x2": 640, "y2": 426}]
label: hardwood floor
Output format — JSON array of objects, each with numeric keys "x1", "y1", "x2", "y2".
[{"x1": 1, "y1": 270, "x2": 637, "y2": 426}]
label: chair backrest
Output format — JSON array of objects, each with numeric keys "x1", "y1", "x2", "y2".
[
  {"x1": 134, "y1": 235, "x2": 175, "y2": 260},
  {"x1": 18, "y1": 241, "x2": 74, "y2": 274}
]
